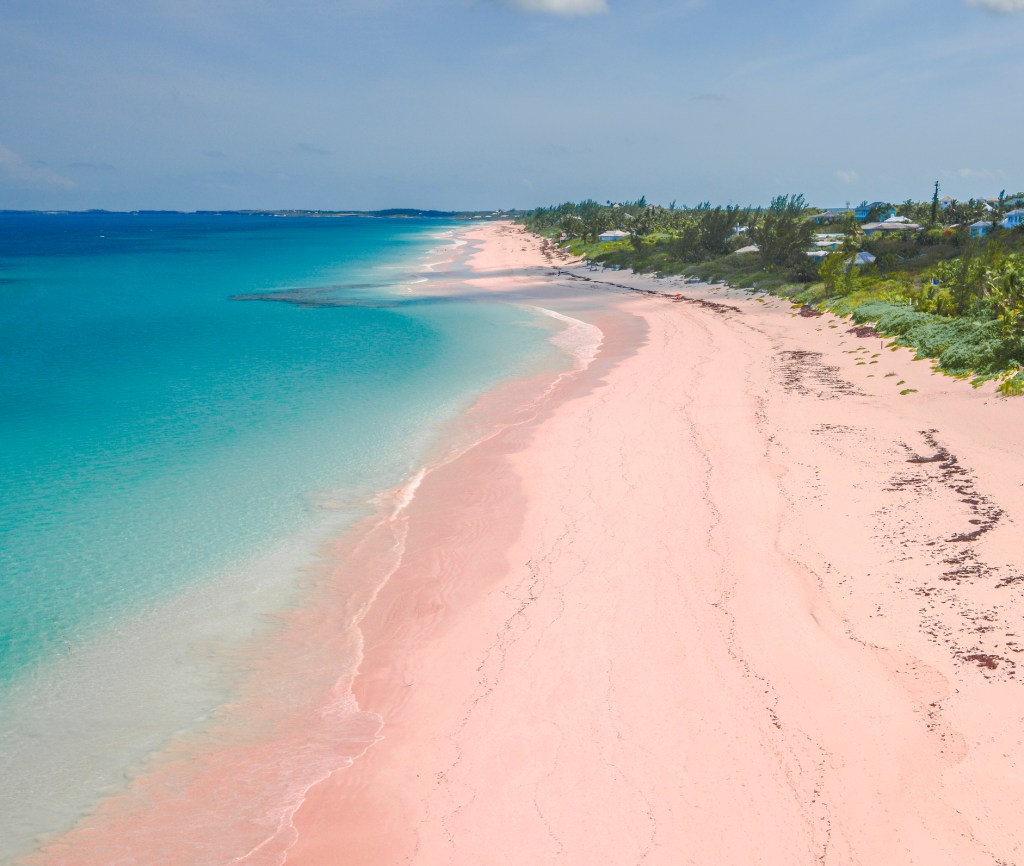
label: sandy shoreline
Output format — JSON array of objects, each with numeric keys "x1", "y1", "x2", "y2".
[{"x1": 283, "y1": 222, "x2": 1024, "y2": 865}]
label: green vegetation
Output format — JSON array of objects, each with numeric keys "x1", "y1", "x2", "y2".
[
  {"x1": 520, "y1": 190, "x2": 1024, "y2": 393},
  {"x1": 751, "y1": 195, "x2": 815, "y2": 270}
]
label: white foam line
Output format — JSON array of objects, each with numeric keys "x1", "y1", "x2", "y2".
[
  {"x1": 242, "y1": 306, "x2": 610, "y2": 865},
  {"x1": 375, "y1": 467, "x2": 427, "y2": 519},
  {"x1": 230, "y1": 712, "x2": 384, "y2": 866},
  {"x1": 421, "y1": 234, "x2": 470, "y2": 272},
  {"x1": 529, "y1": 306, "x2": 604, "y2": 373},
  {"x1": 238, "y1": 238, "x2": 602, "y2": 866}
]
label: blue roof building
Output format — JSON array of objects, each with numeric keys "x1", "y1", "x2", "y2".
[
  {"x1": 1001, "y1": 209, "x2": 1024, "y2": 229},
  {"x1": 854, "y1": 201, "x2": 886, "y2": 221}
]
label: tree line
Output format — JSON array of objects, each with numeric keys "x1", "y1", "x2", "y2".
[
  {"x1": 519, "y1": 191, "x2": 1024, "y2": 393},
  {"x1": 521, "y1": 195, "x2": 816, "y2": 269}
]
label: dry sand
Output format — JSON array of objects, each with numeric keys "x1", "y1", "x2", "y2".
[{"x1": 284, "y1": 223, "x2": 1024, "y2": 865}]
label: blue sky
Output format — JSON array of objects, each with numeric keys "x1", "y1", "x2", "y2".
[{"x1": 1, "y1": 0, "x2": 1023, "y2": 210}]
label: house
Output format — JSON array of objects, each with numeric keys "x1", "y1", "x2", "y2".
[
  {"x1": 862, "y1": 214, "x2": 923, "y2": 235},
  {"x1": 989, "y1": 196, "x2": 1024, "y2": 210},
  {"x1": 811, "y1": 209, "x2": 853, "y2": 224},
  {"x1": 813, "y1": 233, "x2": 845, "y2": 250},
  {"x1": 854, "y1": 201, "x2": 887, "y2": 221},
  {"x1": 735, "y1": 244, "x2": 760, "y2": 255},
  {"x1": 814, "y1": 203, "x2": 886, "y2": 223},
  {"x1": 598, "y1": 229, "x2": 630, "y2": 242},
  {"x1": 862, "y1": 222, "x2": 923, "y2": 234},
  {"x1": 936, "y1": 197, "x2": 991, "y2": 212},
  {"x1": 970, "y1": 220, "x2": 992, "y2": 238},
  {"x1": 807, "y1": 250, "x2": 875, "y2": 267},
  {"x1": 1001, "y1": 209, "x2": 1024, "y2": 229}
]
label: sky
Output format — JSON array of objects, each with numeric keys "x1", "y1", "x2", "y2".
[{"x1": 1, "y1": 0, "x2": 1023, "y2": 211}]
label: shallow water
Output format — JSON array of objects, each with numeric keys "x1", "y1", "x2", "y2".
[{"x1": 0, "y1": 213, "x2": 563, "y2": 862}]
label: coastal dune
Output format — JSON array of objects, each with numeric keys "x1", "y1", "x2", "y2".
[{"x1": 284, "y1": 223, "x2": 1024, "y2": 865}]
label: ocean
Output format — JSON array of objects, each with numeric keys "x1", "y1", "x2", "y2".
[{"x1": 0, "y1": 212, "x2": 565, "y2": 863}]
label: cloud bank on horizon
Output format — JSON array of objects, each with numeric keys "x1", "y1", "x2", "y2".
[
  {"x1": 3, "y1": 0, "x2": 1024, "y2": 211},
  {"x1": 509, "y1": 0, "x2": 1023, "y2": 13},
  {"x1": 503, "y1": 0, "x2": 608, "y2": 15},
  {"x1": 966, "y1": 0, "x2": 1024, "y2": 10}
]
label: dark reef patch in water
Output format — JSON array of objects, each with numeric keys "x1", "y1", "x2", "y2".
[{"x1": 231, "y1": 285, "x2": 457, "y2": 309}]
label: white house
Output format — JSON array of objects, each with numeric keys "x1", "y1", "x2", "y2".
[
  {"x1": 942, "y1": 197, "x2": 994, "y2": 212},
  {"x1": 807, "y1": 250, "x2": 876, "y2": 267},
  {"x1": 1001, "y1": 209, "x2": 1024, "y2": 229},
  {"x1": 814, "y1": 233, "x2": 845, "y2": 250},
  {"x1": 862, "y1": 215, "x2": 923, "y2": 235},
  {"x1": 598, "y1": 229, "x2": 630, "y2": 242}
]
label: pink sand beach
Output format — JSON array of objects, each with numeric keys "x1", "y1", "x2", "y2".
[
  {"x1": 30, "y1": 222, "x2": 1024, "y2": 865},
  {"x1": 279, "y1": 223, "x2": 1024, "y2": 865}
]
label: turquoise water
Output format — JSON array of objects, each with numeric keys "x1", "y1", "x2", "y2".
[
  {"x1": 0, "y1": 212, "x2": 567, "y2": 861},
  {"x1": 0, "y1": 212, "x2": 552, "y2": 686}
]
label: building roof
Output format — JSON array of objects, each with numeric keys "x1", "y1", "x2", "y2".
[
  {"x1": 599, "y1": 229, "x2": 629, "y2": 238},
  {"x1": 971, "y1": 220, "x2": 993, "y2": 227},
  {"x1": 863, "y1": 221, "x2": 923, "y2": 232}
]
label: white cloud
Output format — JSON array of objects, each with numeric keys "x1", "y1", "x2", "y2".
[
  {"x1": 501, "y1": 0, "x2": 608, "y2": 16},
  {"x1": 941, "y1": 167, "x2": 1001, "y2": 180},
  {"x1": 965, "y1": 0, "x2": 1024, "y2": 12},
  {"x1": 835, "y1": 169, "x2": 859, "y2": 185},
  {"x1": 0, "y1": 144, "x2": 75, "y2": 189}
]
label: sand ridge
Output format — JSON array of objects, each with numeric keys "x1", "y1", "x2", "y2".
[{"x1": 284, "y1": 222, "x2": 1024, "y2": 866}]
